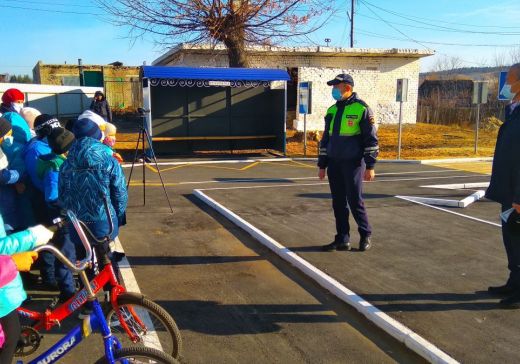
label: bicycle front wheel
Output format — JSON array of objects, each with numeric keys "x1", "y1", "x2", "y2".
[
  {"x1": 106, "y1": 292, "x2": 182, "y2": 359},
  {"x1": 95, "y1": 346, "x2": 179, "y2": 363}
]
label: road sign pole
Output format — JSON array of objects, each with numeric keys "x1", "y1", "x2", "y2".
[
  {"x1": 303, "y1": 113, "x2": 307, "y2": 157},
  {"x1": 395, "y1": 78, "x2": 408, "y2": 160},
  {"x1": 474, "y1": 103, "x2": 480, "y2": 154},
  {"x1": 397, "y1": 101, "x2": 403, "y2": 160}
]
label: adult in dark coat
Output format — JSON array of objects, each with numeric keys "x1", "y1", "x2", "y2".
[
  {"x1": 89, "y1": 91, "x2": 112, "y2": 123},
  {"x1": 486, "y1": 62, "x2": 520, "y2": 309}
]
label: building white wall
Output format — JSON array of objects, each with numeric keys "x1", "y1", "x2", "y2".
[{"x1": 163, "y1": 52, "x2": 423, "y2": 131}]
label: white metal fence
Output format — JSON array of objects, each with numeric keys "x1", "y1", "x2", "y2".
[{"x1": 0, "y1": 83, "x2": 102, "y2": 119}]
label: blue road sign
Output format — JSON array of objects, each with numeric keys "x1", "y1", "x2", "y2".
[
  {"x1": 498, "y1": 71, "x2": 510, "y2": 101},
  {"x1": 299, "y1": 82, "x2": 312, "y2": 114}
]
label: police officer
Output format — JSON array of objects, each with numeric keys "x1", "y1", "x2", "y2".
[{"x1": 318, "y1": 74, "x2": 379, "y2": 252}]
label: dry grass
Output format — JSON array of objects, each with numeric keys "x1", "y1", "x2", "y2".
[
  {"x1": 286, "y1": 123, "x2": 498, "y2": 159},
  {"x1": 115, "y1": 123, "x2": 499, "y2": 160},
  {"x1": 113, "y1": 133, "x2": 140, "y2": 151}
]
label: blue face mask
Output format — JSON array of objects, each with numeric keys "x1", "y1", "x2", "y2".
[
  {"x1": 500, "y1": 84, "x2": 516, "y2": 100},
  {"x1": 332, "y1": 88, "x2": 343, "y2": 101}
]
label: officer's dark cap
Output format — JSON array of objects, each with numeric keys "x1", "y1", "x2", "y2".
[{"x1": 327, "y1": 74, "x2": 354, "y2": 86}]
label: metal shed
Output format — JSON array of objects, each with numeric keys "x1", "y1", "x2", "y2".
[{"x1": 141, "y1": 66, "x2": 290, "y2": 155}]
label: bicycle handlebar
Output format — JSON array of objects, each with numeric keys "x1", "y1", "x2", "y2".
[
  {"x1": 34, "y1": 210, "x2": 93, "y2": 273},
  {"x1": 36, "y1": 196, "x2": 115, "y2": 272}
]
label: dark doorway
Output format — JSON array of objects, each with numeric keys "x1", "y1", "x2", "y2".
[{"x1": 286, "y1": 68, "x2": 298, "y2": 129}]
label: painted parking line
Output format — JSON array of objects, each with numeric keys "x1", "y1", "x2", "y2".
[
  {"x1": 114, "y1": 237, "x2": 163, "y2": 351},
  {"x1": 396, "y1": 196, "x2": 500, "y2": 228},
  {"x1": 130, "y1": 160, "x2": 309, "y2": 174}
]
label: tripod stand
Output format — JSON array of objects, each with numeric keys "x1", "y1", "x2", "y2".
[{"x1": 126, "y1": 111, "x2": 173, "y2": 213}]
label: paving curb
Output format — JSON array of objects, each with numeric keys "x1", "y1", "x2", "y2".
[{"x1": 194, "y1": 189, "x2": 459, "y2": 364}]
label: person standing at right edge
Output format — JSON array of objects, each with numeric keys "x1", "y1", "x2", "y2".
[
  {"x1": 318, "y1": 74, "x2": 379, "y2": 252},
  {"x1": 486, "y1": 63, "x2": 520, "y2": 309}
]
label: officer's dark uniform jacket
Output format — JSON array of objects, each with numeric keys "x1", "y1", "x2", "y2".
[
  {"x1": 486, "y1": 103, "x2": 520, "y2": 206},
  {"x1": 318, "y1": 93, "x2": 379, "y2": 169}
]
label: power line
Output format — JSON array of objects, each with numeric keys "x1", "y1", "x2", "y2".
[
  {"x1": 356, "y1": 28, "x2": 520, "y2": 48},
  {"x1": 0, "y1": 4, "x2": 101, "y2": 16},
  {"x1": 4, "y1": 0, "x2": 98, "y2": 9},
  {"x1": 356, "y1": 11, "x2": 520, "y2": 35},
  {"x1": 360, "y1": 0, "x2": 520, "y2": 30},
  {"x1": 357, "y1": 0, "x2": 433, "y2": 51}
]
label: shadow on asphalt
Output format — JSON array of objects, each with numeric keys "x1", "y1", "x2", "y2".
[
  {"x1": 358, "y1": 291, "x2": 501, "y2": 312},
  {"x1": 156, "y1": 300, "x2": 342, "y2": 335},
  {"x1": 368, "y1": 301, "x2": 500, "y2": 312},
  {"x1": 181, "y1": 193, "x2": 423, "y2": 363},
  {"x1": 127, "y1": 255, "x2": 263, "y2": 266}
]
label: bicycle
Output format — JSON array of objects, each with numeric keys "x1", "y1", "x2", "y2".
[
  {"x1": 16, "y1": 205, "x2": 182, "y2": 360},
  {"x1": 14, "y1": 209, "x2": 177, "y2": 363}
]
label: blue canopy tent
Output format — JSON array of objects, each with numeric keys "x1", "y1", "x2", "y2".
[{"x1": 141, "y1": 66, "x2": 290, "y2": 155}]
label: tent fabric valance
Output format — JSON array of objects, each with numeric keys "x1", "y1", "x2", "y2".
[
  {"x1": 149, "y1": 79, "x2": 272, "y2": 88},
  {"x1": 143, "y1": 66, "x2": 290, "y2": 84}
]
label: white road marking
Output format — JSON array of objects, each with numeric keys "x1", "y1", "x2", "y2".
[
  {"x1": 396, "y1": 191, "x2": 486, "y2": 208},
  {"x1": 395, "y1": 196, "x2": 501, "y2": 227},
  {"x1": 114, "y1": 237, "x2": 163, "y2": 351}
]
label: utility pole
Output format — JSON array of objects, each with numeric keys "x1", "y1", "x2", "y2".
[{"x1": 350, "y1": 0, "x2": 355, "y2": 47}]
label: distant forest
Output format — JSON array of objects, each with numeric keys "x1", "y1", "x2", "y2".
[{"x1": 421, "y1": 66, "x2": 509, "y2": 79}]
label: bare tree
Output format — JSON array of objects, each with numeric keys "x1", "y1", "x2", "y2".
[
  {"x1": 430, "y1": 55, "x2": 463, "y2": 79},
  {"x1": 491, "y1": 49, "x2": 508, "y2": 68},
  {"x1": 510, "y1": 46, "x2": 520, "y2": 65},
  {"x1": 96, "y1": 0, "x2": 334, "y2": 67}
]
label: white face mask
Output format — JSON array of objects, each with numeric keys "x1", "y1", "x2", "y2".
[
  {"x1": 500, "y1": 84, "x2": 516, "y2": 100},
  {"x1": 11, "y1": 102, "x2": 24, "y2": 113}
]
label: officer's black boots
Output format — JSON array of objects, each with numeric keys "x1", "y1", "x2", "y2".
[
  {"x1": 322, "y1": 241, "x2": 351, "y2": 251},
  {"x1": 359, "y1": 236, "x2": 372, "y2": 251},
  {"x1": 322, "y1": 238, "x2": 372, "y2": 251}
]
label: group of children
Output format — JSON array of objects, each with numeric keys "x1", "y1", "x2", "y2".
[{"x1": 0, "y1": 88, "x2": 128, "y2": 362}]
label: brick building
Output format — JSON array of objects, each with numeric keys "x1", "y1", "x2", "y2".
[
  {"x1": 32, "y1": 61, "x2": 141, "y2": 111},
  {"x1": 153, "y1": 44, "x2": 434, "y2": 130}
]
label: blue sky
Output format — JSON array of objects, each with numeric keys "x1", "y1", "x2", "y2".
[{"x1": 0, "y1": 0, "x2": 519, "y2": 77}]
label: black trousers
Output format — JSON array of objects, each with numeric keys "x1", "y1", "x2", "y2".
[
  {"x1": 327, "y1": 159, "x2": 372, "y2": 243},
  {"x1": 501, "y1": 205, "x2": 520, "y2": 289},
  {"x1": 0, "y1": 309, "x2": 21, "y2": 364}
]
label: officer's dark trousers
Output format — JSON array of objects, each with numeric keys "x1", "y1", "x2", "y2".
[
  {"x1": 501, "y1": 205, "x2": 520, "y2": 290},
  {"x1": 327, "y1": 158, "x2": 372, "y2": 243}
]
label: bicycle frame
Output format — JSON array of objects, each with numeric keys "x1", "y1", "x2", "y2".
[
  {"x1": 17, "y1": 299, "x2": 124, "y2": 364},
  {"x1": 17, "y1": 262, "x2": 145, "y2": 343}
]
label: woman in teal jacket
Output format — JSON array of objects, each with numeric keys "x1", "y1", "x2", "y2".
[
  {"x1": 1, "y1": 112, "x2": 32, "y2": 175},
  {"x1": 2, "y1": 111, "x2": 35, "y2": 229}
]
